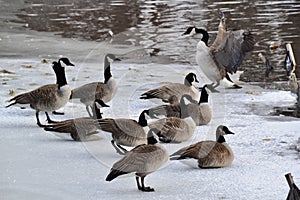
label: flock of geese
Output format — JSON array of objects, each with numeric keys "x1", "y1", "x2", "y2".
[{"x1": 6, "y1": 11, "x2": 254, "y2": 192}]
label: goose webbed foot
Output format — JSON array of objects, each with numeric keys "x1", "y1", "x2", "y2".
[
  {"x1": 225, "y1": 73, "x2": 242, "y2": 89},
  {"x1": 36, "y1": 112, "x2": 47, "y2": 127},
  {"x1": 141, "y1": 187, "x2": 155, "y2": 192},
  {"x1": 232, "y1": 84, "x2": 242, "y2": 89},
  {"x1": 136, "y1": 176, "x2": 155, "y2": 192},
  {"x1": 52, "y1": 111, "x2": 64, "y2": 115}
]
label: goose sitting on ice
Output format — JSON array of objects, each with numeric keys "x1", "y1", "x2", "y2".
[
  {"x1": 183, "y1": 11, "x2": 254, "y2": 91},
  {"x1": 105, "y1": 128, "x2": 168, "y2": 192},
  {"x1": 43, "y1": 99, "x2": 109, "y2": 141},
  {"x1": 140, "y1": 72, "x2": 200, "y2": 103},
  {"x1": 70, "y1": 54, "x2": 120, "y2": 116},
  {"x1": 149, "y1": 85, "x2": 211, "y2": 126},
  {"x1": 147, "y1": 114, "x2": 196, "y2": 143},
  {"x1": 170, "y1": 125, "x2": 234, "y2": 168},
  {"x1": 6, "y1": 58, "x2": 75, "y2": 127},
  {"x1": 96, "y1": 110, "x2": 151, "y2": 155}
]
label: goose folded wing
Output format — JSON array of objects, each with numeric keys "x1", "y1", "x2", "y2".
[{"x1": 111, "y1": 145, "x2": 159, "y2": 173}]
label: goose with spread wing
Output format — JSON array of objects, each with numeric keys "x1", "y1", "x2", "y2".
[{"x1": 183, "y1": 11, "x2": 254, "y2": 91}]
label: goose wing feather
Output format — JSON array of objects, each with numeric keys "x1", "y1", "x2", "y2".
[
  {"x1": 110, "y1": 144, "x2": 162, "y2": 173},
  {"x1": 212, "y1": 30, "x2": 254, "y2": 74}
]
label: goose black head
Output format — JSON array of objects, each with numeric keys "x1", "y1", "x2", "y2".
[
  {"x1": 58, "y1": 58, "x2": 75, "y2": 67},
  {"x1": 185, "y1": 72, "x2": 199, "y2": 86},
  {"x1": 182, "y1": 27, "x2": 197, "y2": 36},
  {"x1": 216, "y1": 125, "x2": 235, "y2": 143},
  {"x1": 106, "y1": 54, "x2": 121, "y2": 63},
  {"x1": 182, "y1": 27, "x2": 209, "y2": 46},
  {"x1": 199, "y1": 85, "x2": 210, "y2": 104}
]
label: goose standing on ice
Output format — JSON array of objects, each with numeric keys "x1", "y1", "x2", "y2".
[
  {"x1": 96, "y1": 110, "x2": 150, "y2": 155},
  {"x1": 70, "y1": 54, "x2": 120, "y2": 116},
  {"x1": 183, "y1": 11, "x2": 254, "y2": 91},
  {"x1": 43, "y1": 99, "x2": 109, "y2": 141},
  {"x1": 149, "y1": 85, "x2": 211, "y2": 126},
  {"x1": 170, "y1": 125, "x2": 235, "y2": 168},
  {"x1": 6, "y1": 58, "x2": 75, "y2": 127},
  {"x1": 105, "y1": 128, "x2": 168, "y2": 192},
  {"x1": 140, "y1": 72, "x2": 200, "y2": 103}
]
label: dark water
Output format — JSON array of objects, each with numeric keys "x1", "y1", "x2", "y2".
[{"x1": 12, "y1": 0, "x2": 300, "y2": 84}]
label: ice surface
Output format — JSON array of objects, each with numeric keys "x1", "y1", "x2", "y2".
[{"x1": 1, "y1": 55, "x2": 300, "y2": 199}]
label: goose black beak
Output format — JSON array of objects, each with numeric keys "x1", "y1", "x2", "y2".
[
  {"x1": 226, "y1": 130, "x2": 235, "y2": 135},
  {"x1": 114, "y1": 58, "x2": 121, "y2": 61}
]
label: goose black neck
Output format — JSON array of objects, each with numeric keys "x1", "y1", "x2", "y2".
[
  {"x1": 199, "y1": 88, "x2": 208, "y2": 104},
  {"x1": 217, "y1": 135, "x2": 226, "y2": 143},
  {"x1": 147, "y1": 129, "x2": 159, "y2": 145},
  {"x1": 184, "y1": 79, "x2": 192, "y2": 86},
  {"x1": 104, "y1": 65, "x2": 112, "y2": 84},
  {"x1": 138, "y1": 111, "x2": 148, "y2": 127},
  {"x1": 196, "y1": 28, "x2": 209, "y2": 46},
  {"x1": 53, "y1": 64, "x2": 67, "y2": 89},
  {"x1": 91, "y1": 103, "x2": 102, "y2": 119}
]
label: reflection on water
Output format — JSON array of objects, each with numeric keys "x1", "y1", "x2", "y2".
[{"x1": 14, "y1": 0, "x2": 300, "y2": 83}]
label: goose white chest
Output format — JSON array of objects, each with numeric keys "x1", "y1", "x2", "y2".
[
  {"x1": 196, "y1": 42, "x2": 222, "y2": 82},
  {"x1": 103, "y1": 78, "x2": 118, "y2": 103}
]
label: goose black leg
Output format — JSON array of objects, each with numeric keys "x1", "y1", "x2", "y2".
[
  {"x1": 86, "y1": 106, "x2": 93, "y2": 117},
  {"x1": 36, "y1": 111, "x2": 46, "y2": 127},
  {"x1": 117, "y1": 144, "x2": 128, "y2": 154},
  {"x1": 136, "y1": 177, "x2": 142, "y2": 190},
  {"x1": 140, "y1": 176, "x2": 155, "y2": 192},
  {"x1": 45, "y1": 112, "x2": 58, "y2": 124},
  {"x1": 111, "y1": 140, "x2": 126, "y2": 155},
  {"x1": 225, "y1": 73, "x2": 242, "y2": 89}
]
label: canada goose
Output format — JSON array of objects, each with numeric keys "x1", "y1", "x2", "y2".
[
  {"x1": 148, "y1": 96, "x2": 197, "y2": 143},
  {"x1": 6, "y1": 58, "x2": 74, "y2": 127},
  {"x1": 105, "y1": 128, "x2": 168, "y2": 192},
  {"x1": 149, "y1": 85, "x2": 211, "y2": 126},
  {"x1": 170, "y1": 125, "x2": 234, "y2": 168},
  {"x1": 43, "y1": 99, "x2": 109, "y2": 141},
  {"x1": 140, "y1": 72, "x2": 200, "y2": 103},
  {"x1": 96, "y1": 110, "x2": 150, "y2": 155},
  {"x1": 183, "y1": 11, "x2": 254, "y2": 90},
  {"x1": 258, "y1": 53, "x2": 274, "y2": 77},
  {"x1": 70, "y1": 54, "x2": 120, "y2": 116}
]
